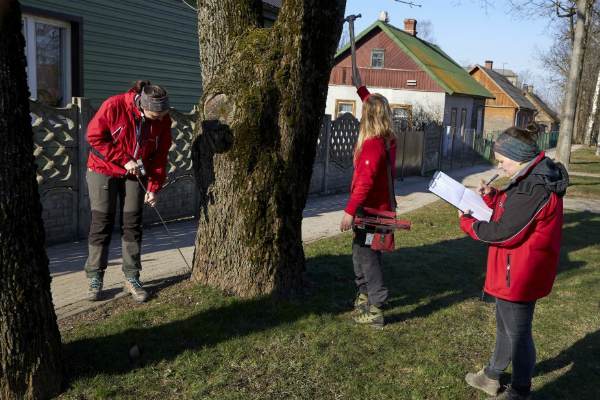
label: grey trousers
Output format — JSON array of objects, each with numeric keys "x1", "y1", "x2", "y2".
[
  {"x1": 485, "y1": 298, "x2": 537, "y2": 392},
  {"x1": 84, "y1": 169, "x2": 145, "y2": 279},
  {"x1": 352, "y1": 230, "x2": 388, "y2": 307}
]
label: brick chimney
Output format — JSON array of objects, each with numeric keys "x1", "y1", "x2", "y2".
[
  {"x1": 484, "y1": 60, "x2": 493, "y2": 69},
  {"x1": 527, "y1": 85, "x2": 534, "y2": 94},
  {"x1": 404, "y1": 19, "x2": 417, "y2": 36}
]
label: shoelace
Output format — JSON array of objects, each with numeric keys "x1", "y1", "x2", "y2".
[
  {"x1": 89, "y1": 278, "x2": 102, "y2": 289},
  {"x1": 127, "y1": 278, "x2": 143, "y2": 289}
]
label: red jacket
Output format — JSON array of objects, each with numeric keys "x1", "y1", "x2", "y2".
[
  {"x1": 345, "y1": 137, "x2": 397, "y2": 216},
  {"x1": 460, "y1": 152, "x2": 569, "y2": 302},
  {"x1": 86, "y1": 90, "x2": 172, "y2": 193}
]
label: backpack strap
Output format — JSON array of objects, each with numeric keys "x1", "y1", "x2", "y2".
[{"x1": 385, "y1": 140, "x2": 397, "y2": 210}]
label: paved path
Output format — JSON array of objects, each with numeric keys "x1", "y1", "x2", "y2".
[{"x1": 47, "y1": 148, "x2": 596, "y2": 319}]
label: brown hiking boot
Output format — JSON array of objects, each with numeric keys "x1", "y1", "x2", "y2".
[
  {"x1": 124, "y1": 277, "x2": 149, "y2": 303},
  {"x1": 353, "y1": 304, "x2": 384, "y2": 329},
  {"x1": 465, "y1": 368, "x2": 501, "y2": 396}
]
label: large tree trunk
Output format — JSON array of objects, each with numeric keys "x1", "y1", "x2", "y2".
[
  {"x1": 583, "y1": 66, "x2": 600, "y2": 145},
  {"x1": 556, "y1": 0, "x2": 593, "y2": 164},
  {"x1": 0, "y1": 1, "x2": 63, "y2": 398},
  {"x1": 191, "y1": 0, "x2": 346, "y2": 297}
]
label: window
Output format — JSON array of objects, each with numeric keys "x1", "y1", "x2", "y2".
[
  {"x1": 22, "y1": 14, "x2": 71, "y2": 106},
  {"x1": 371, "y1": 49, "x2": 385, "y2": 68},
  {"x1": 391, "y1": 104, "x2": 412, "y2": 130},
  {"x1": 476, "y1": 107, "x2": 484, "y2": 134},
  {"x1": 450, "y1": 108, "x2": 457, "y2": 136},
  {"x1": 460, "y1": 108, "x2": 467, "y2": 136},
  {"x1": 335, "y1": 100, "x2": 356, "y2": 118}
]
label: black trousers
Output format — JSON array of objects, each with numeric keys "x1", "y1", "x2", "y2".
[
  {"x1": 352, "y1": 229, "x2": 388, "y2": 307},
  {"x1": 485, "y1": 298, "x2": 537, "y2": 393},
  {"x1": 84, "y1": 170, "x2": 145, "y2": 279}
]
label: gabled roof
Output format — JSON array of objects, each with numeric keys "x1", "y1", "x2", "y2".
[
  {"x1": 495, "y1": 68, "x2": 517, "y2": 78},
  {"x1": 471, "y1": 66, "x2": 536, "y2": 110},
  {"x1": 526, "y1": 92, "x2": 559, "y2": 122},
  {"x1": 336, "y1": 21, "x2": 493, "y2": 99}
]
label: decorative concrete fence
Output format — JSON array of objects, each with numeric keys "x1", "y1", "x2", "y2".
[
  {"x1": 308, "y1": 113, "x2": 445, "y2": 194},
  {"x1": 32, "y1": 100, "x2": 450, "y2": 244},
  {"x1": 31, "y1": 97, "x2": 198, "y2": 244}
]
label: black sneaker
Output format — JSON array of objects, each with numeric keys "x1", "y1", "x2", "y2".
[{"x1": 486, "y1": 386, "x2": 531, "y2": 400}]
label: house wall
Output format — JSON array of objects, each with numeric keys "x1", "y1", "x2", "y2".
[
  {"x1": 325, "y1": 85, "x2": 445, "y2": 121},
  {"x1": 470, "y1": 69, "x2": 516, "y2": 109},
  {"x1": 21, "y1": 0, "x2": 202, "y2": 111},
  {"x1": 483, "y1": 107, "x2": 516, "y2": 133},
  {"x1": 442, "y1": 95, "x2": 477, "y2": 130},
  {"x1": 331, "y1": 29, "x2": 445, "y2": 92}
]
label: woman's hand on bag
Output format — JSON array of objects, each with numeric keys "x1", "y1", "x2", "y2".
[
  {"x1": 124, "y1": 160, "x2": 140, "y2": 176},
  {"x1": 340, "y1": 212, "x2": 354, "y2": 232},
  {"x1": 145, "y1": 192, "x2": 157, "y2": 207}
]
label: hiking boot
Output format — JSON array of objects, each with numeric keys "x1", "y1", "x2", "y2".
[
  {"x1": 486, "y1": 386, "x2": 531, "y2": 400},
  {"x1": 87, "y1": 276, "x2": 103, "y2": 301},
  {"x1": 353, "y1": 304, "x2": 384, "y2": 329},
  {"x1": 124, "y1": 277, "x2": 149, "y2": 303},
  {"x1": 465, "y1": 368, "x2": 501, "y2": 396},
  {"x1": 353, "y1": 293, "x2": 369, "y2": 314}
]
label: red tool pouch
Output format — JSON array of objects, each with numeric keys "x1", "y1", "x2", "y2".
[{"x1": 371, "y1": 231, "x2": 394, "y2": 252}]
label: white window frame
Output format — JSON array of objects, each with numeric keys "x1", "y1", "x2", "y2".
[
  {"x1": 22, "y1": 14, "x2": 72, "y2": 105},
  {"x1": 371, "y1": 49, "x2": 385, "y2": 69},
  {"x1": 335, "y1": 99, "x2": 356, "y2": 118}
]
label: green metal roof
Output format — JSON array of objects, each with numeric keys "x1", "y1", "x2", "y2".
[{"x1": 337, "y1": 21, "x2": 493, "y2": 99}]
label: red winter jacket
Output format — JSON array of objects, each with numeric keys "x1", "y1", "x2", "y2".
[
  {"x1": 86, "y1": 90, "x2": 172, "y2": 193},
  {"x1": 344, "y1": 85, "x2": 396, "y2": 216},
  {"x1": 460, "y1": 152, "x2": 569, "y2": 302},
  {"x1": 345, "y1": 137, "x2": 397, "y2": 216}
]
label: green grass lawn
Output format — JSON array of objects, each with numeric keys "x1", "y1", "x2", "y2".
[
  {"x1": 569, "y1": 147, "x2": 600, "y2": 175},
  {"x1": 567, "y1": 175, "x2": 600, "y2": 199},
  {"x1": 58, "y1": 203, "x2": 600, "y2": 400}
]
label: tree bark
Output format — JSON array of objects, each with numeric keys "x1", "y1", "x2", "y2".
[
  {"x1": 584, "y1": 66, "x2": 600, "y2": 145},
  {"x1": 556, "y1": 0, "x2": 593, "y2": 164},
  {"x1": 0, "y1": 1, "x2": 64, "y2": 398},
  {"x1": 191, "y1": 0, "x2": 346, "y2": 297}
]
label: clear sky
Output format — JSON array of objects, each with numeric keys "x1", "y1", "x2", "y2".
[{"x1": 344, "y1": 0, "x2": 557, "y2": 87}]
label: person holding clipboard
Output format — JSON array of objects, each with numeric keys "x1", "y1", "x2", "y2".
[{"x1": 458, "y1": 124, "x2": 568, "y2": 400}]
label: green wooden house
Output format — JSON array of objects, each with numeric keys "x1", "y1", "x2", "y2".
[{"x1": 20, "y1": 0, "x2": 281, "y2": 111}]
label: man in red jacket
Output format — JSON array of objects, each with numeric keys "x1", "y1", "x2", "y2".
[
  {"x1": 459, "y1": 125, "x2": 568, "y2": 400},
  {"x1": 85, "y1": 80, "x2": 172, "y2": 303}
]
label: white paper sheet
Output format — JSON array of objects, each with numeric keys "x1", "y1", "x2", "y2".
[{"x1": 428, "y1": 171, "x2": 493, "y2": 222}]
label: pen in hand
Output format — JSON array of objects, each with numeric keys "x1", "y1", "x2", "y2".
[
  {"x1": 478, "y1": 173, "x2": 499, "y2": 195},
  {"x1": 486, "y1": 173, "x2": 499, "y2": 186}
]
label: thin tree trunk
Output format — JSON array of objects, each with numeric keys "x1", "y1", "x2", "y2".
[
  {"x1": 583, "y1": 63, "x2": 600, "y2": 145},
  {"x1": 556, "y1": 0, "x2": 593, "y2": 164},
  {"x1": 191, "y1": 0, "x2": 346, "y2": 297},
  {"x1": 0, "y1": 1, "x2": 63, "y2": 398}
]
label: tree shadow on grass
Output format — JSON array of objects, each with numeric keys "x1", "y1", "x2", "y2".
[{"x1": 62, "y1": 211, "x2": 600, "y2": 384}]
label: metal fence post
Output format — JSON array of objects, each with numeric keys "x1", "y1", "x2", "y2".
[{"x1": 73, "y1": 97, "x2": 93, "y2": 238}]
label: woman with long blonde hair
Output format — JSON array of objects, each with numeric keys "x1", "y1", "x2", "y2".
[{"x1": 340, "y1": 92, "x2": 396, "y2": 329}]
